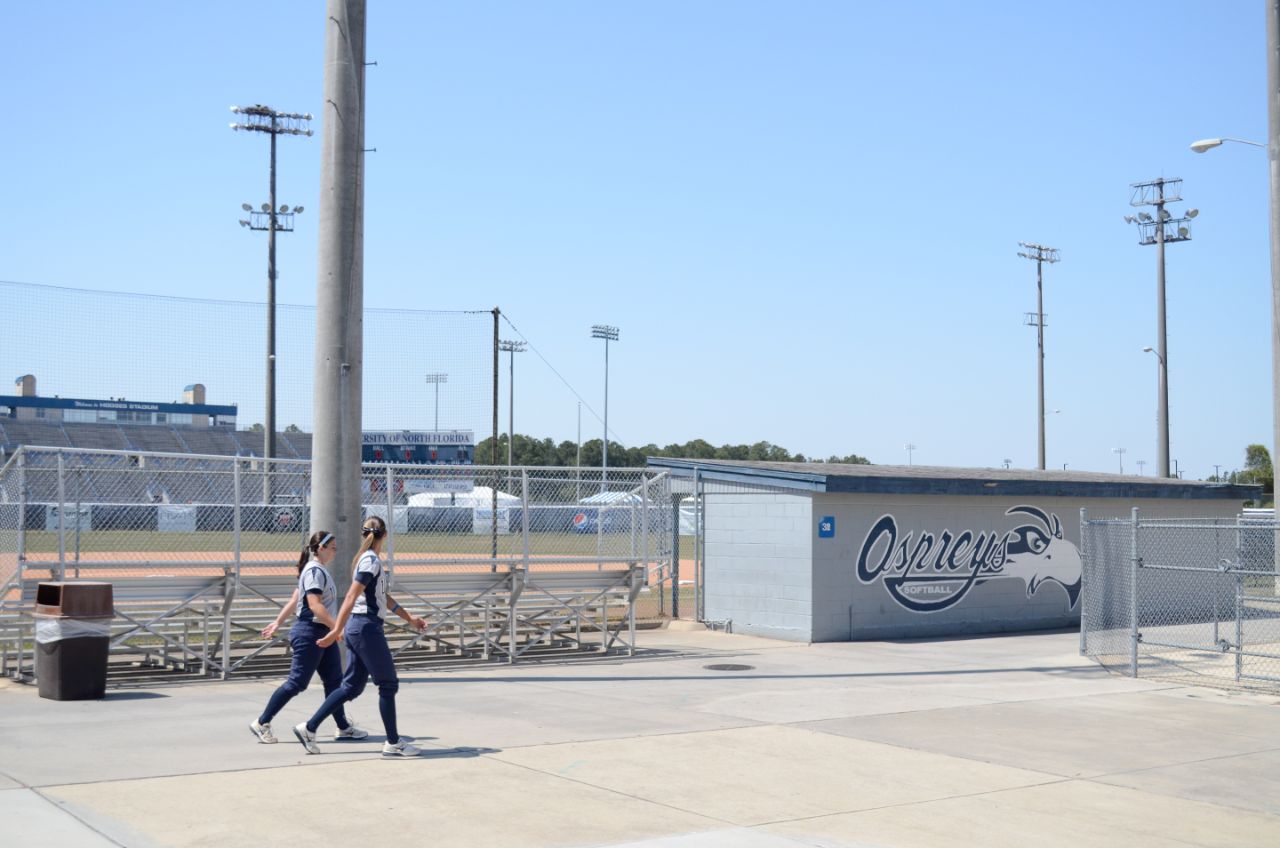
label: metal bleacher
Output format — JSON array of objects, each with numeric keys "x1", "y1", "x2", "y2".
[
  {"x1": 63, "y1": 423, "x2": 130, "y2": 451},
  {"x1": 121, "y1": 426, "x2": 186, "y2": 454},
  {"x1": 281, "y1": 431, "x2": 313, "y2": 459},
  {"x1": 179, "y1": 428, "x2": 241, "y2": 456}
]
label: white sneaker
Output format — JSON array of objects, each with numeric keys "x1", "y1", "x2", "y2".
[
  {"x1": 382, "y1": 739, "x2": 421, "y2": 757},
  {"x1": 292, "y1": 723, "x2": 321, "y2": 754},
  {"x1": 249, "y1": 720, "x2": 277, "y2": 744},
  {"x1": 334, "y1": 723, "x2": 369, "y2": 740}
]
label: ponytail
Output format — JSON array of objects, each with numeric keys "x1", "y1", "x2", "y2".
[
  {"x1": 297, "y1": 529, "x2": 334, "y2": 575},
  {"x1": 352, "y1": 516, "x2": 387, "y2": 572}
]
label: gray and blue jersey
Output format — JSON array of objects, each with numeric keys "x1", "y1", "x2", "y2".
[
  {"x1": 295, "y1": 561, "x2": 338, "y2": 623},
  {"x1": 351, "y1": 550, "x2": 387, "y2": 620}
]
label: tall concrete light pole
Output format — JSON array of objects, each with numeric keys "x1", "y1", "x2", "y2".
[
  {"x1": 230, "y1": 105, "x2": 312, "y2": 466},
  {"x1": 1125, "y1": 179, "x2": 1198, "y2": 478},
  {"x1": 424, "y1": 373, "x2": 447, "y2": 432},
  {"x1": 1018, "y1": 242, "x2": 1060, "y2": 470},
  {"x1": 591, "y1": 324, "x2": 619, "y2": 485},
  {"x1": 1113, "y1": 447, "x2": 1127, "y2": 474},
  {"x1": 312, "y1": 0, "x2": 366, "y2": 592},
  {"x1": 498, "y1": 340, "x2": 526, "y2": 466}
]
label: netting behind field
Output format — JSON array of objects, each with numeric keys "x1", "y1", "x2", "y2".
[{"x1": 0, "y1": 280, "x2": 495, "y2": 435}]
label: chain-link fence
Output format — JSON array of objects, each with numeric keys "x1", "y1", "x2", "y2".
[
  {"x1": 0, "y1": 446, "x2": 672, "y2": 680},
  {"x1": 1081, "y1": 508, "x2": 1280, "y2": 691}
]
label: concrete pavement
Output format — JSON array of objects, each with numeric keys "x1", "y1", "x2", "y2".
[{"x1": 0, "y1": 628, "x2": 1277, "y2": 847}]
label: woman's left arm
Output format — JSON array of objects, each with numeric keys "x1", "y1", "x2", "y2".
[{"x1": 385, "y1": 593, "x2": 426, "y2": 632}]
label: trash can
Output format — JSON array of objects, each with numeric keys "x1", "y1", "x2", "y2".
[{"x1": 34, "y1": 582, "x2": 113, "y2": 701}]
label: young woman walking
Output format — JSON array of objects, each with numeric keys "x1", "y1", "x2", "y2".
[
  {"x1": 248, "y1": 531, "x2": 367, "y2": 744},
  {"x1": 293, "y1": 516, "x2": 426, "y2": 757}
]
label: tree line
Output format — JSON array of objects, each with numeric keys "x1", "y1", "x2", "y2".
[{"x1": 473, "y1": 433, "x2": 870, "y2": 468}]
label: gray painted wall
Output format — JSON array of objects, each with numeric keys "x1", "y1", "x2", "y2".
[
  {"x1": 703, "y1": 492, "x2": 812, "y2": 640},
  {"x1": 704, "y1": 491, "x2": 1244, "y2": 642}
]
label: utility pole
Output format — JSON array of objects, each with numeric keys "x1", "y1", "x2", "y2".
[
  {"x1": 1018, "y1": 242, "x2": 1060, "y2": 470},
  {"x1": 1125, "y1": 180, "x2": 1198, "y2": 478},
  {"x1": 499, "y1": 340, "x2": 526, "y2": 466},
  {"x1": 424, "y1": 373, "x2": 447, "y2": 431},
  {"x1": 230, "y1": 104, "x2": 313, "y2": 472},
  {"x1": 311, "y1": 0, "x2": 366, "y2": 592},
  {"x1": 591, "y1": 324, "x2": 619, "y2": 488}
]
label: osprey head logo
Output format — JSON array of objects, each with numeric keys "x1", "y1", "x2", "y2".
[{"x1": 856, "y1": 505, "x2": 1082, "y2": 613}]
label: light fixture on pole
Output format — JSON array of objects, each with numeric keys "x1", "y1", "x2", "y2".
[
  {"x1": 1125, "y1": 178, "x2": 1197, "y2": 478},
  {"x1": 1137, "y1": 459, "x2": 1147, "y2": 476},
  {"x1": 1112, "y1": 447, "x2": 1127, "y2": 474},
  {"x1": 424, "y1": 373, "x2": 447, "y2": 431},
  {"x1": 1002, "y1": 458, "x2": 1012, "y2": 469},
  {"x1": 1190, "y1": 137, "x2": 1266, "y2": 153},
  {"x1": 905, "y1": 443, "x2": 916, "y2": 466},
  {"x1": 230, "y1": 104, "x2": 312, "y2": 469},
  {"x1": 498, "y1": 340, "x2": 526, "y2": 467},
  {"x1": 1018, "y1": 242, "x2": 1060, "y2": 470},
  {"x1": 1191, "y1": 126, "x2": 1275, "y2": 561},
  {"x1": 591, "y1": 324, "x2": 619, "y2": 486}
]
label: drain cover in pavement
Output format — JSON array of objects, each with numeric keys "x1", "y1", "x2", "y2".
[{"x1": 703, "y1": 663, "x2": 754, "y2": 671}]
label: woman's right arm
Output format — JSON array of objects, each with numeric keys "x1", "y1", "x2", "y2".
[
  {"x1": 261, "y1": 587, "x2": 300, "y2": 638},
  {"x1": 317, "y1": 581, "x2": 363, "y2": 648}
]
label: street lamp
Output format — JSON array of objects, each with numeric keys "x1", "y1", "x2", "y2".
[
  {"x1": 1113, "y1": 447, "x2": 1127, "y2": 474},
  {"x1": 424, "y1": 373, "x2": 447, "y2": 431},
  {"x1": 1190, "y1": 137, "x2": 1266, "y2": 153},
  {"x1": 1018, "y1": 242, "x2": 1060, "y2": 470},
  {"x1": 591, "y1": 324, "x2": 619, "y2": 485},
  {"x1": 498, "y1": 340, "x2": 526, "y2": 467},
  {"x1": 1125, "y1": 178, "x2": 1197, "y2": 478},
  {"x1": 230, "y1": 104, "x2": 312, "y2": 467}
]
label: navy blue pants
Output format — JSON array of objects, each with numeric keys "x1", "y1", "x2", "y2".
[
  {"x1": 259, "y1": 620, "x2": 350, "y2": 730},
  {"x1": 306, "y1": 615, "x2": 399, "y2": 743}
]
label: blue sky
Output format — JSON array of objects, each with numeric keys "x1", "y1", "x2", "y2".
[{"x1": 0, "y1": 2, "x2": 1271, "y2": 477}]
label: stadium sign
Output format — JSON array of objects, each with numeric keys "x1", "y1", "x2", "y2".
[{"x1": 362, "y1": 430, "x2": 473, "y2": 446}]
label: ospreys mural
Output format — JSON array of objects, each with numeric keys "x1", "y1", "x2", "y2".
[{"x1": 855, "y1": 505, "x2": 1083, "y2": 613}]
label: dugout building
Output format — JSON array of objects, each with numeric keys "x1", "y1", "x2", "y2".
[{"x1": 650, "y1": 458, "x2": 1259, "y2": 642}]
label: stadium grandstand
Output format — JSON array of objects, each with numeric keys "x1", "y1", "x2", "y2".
[{"x1": 0, "y1": 374, "x2": 471, "y2": 468}]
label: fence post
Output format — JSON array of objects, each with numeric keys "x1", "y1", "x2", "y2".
[
  {"x1": 520, "y1": 468, "x2": 530, "y2": 571},
  {"x1": 56, "y1": 451, "x2": 66, "y2": 580},
  {"x1": 694, "y1": 466, "x2": 702, "y2": 622},
  {"x1": 1129, "y1": 506, "x2": 1140, "y2": 678},
  {"x1": 640, "y1": 472, "x2": 649, "y2": 581},
  {"x1": 1235, "y1": 572, "x2": 1244, "y2": 683},
  {"x1": 16, "y1": 449, "x2": 26, "y2": 593},
  {"x1": 226, "y1": 458, "x2": 242, "y2": 680},
  {"x1": 385, "y1": 465, "x2": 395, "y2": 580},
  {"x1": 1078, "y1": 508, "x2": 1088, "y2": 656},
  {"x1": 670, "y1": 494, "x2": 680, "y2": 619}
]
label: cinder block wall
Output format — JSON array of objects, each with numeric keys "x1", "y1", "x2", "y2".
[{"x1": 703, "y1": 492, "x2": 812, "y2": 641}]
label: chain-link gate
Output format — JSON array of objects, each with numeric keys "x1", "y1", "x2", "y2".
[
  {"x1": 0, "y1": 446, "x2": 671, "y2": 680},
  {"x1": 1081, "y1": 508, "x2": 1280, "y2": 691}
]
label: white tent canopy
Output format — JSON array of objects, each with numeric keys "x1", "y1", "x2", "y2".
[{"x1": 406, "y1": 485, "x2": 520, "y2": 508}]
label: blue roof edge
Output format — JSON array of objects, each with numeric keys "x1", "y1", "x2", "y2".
[{"x1": 645, "y1": 457, "x2": 1261, "y2": 501}]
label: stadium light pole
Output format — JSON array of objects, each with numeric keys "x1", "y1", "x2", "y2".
[
  {"x1": 1113, "y1": 447, "x2": 1126, "y2": 474},
  {"x1": 230, "y1": 105, "x2": 312, "y2": 468},
  {"x1": 1125, "y1": 178, "x2": 1197, "y2": 478},
  {"x1": 424, "y1": 373, "x2": 447, "y2": 431},
  {"x1": 498, "y1": 340, "x2": 526, "y2": 466},
  {"x1": 1018, "y1": 242, "x2": 1060, "y2": 470},
  {"x1": 591, "y1": 324, "x2": 619, "y2": 487},
  {"x1": 905, "y1": 443, "x2": 916, "y2": 466}
]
